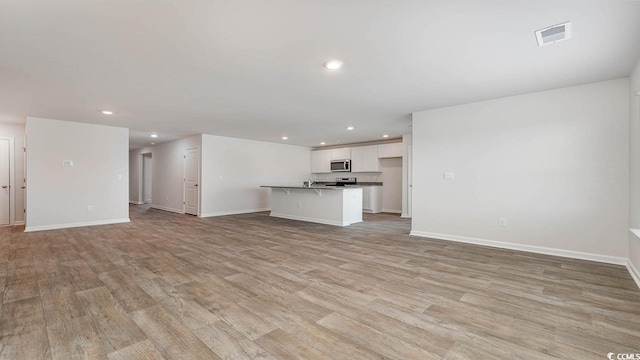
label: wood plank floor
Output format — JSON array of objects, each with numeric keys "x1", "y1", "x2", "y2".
[{"x1": 1, "y1": 205, "x2": 639, "y2": 359}]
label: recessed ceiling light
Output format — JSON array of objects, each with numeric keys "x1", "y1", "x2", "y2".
[
  {"x1": 100, "y1": 110, "x2": 114, "y2": 115},
  {"x1": 324, "y1": 60, "x2": 343, "y2": 70},
  {"x1": 282, "y1": 136, "x2": 288, "y2": 140},
  {"x1": 150, "y1": 134, "x2": 158, "y2": 138},
  {"x1": 346, "y1": 126, "x2": 354, "y2": 130},
  {"x1": 382, "y1": 134, "x2": 389, "y2": 138},
  {"x1": 320, "y1": 142, "x2": 326, "y2": 145}
]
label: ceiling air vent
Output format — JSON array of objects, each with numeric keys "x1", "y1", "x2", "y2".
[{"x1": 535, "y1": 21, "x2": 571, "y2": 47}]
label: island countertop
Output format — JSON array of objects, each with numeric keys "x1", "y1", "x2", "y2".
[{"x1": 260, "y1": 185, "x2": 356, "y2": 190}]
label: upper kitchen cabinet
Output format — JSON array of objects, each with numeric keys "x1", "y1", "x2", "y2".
[
  {"x1": 351, "y1": 145, "x2": 381, "y2": 172},
  {"x1": 330, "y1": 147, "x2": 351, "y2": 160},
  {"x1": 377, "y1": 143, "x2": 403, "y2": 158},
  {"x1": 311, "y1": 149, "x2": 332, "y2": 173}
]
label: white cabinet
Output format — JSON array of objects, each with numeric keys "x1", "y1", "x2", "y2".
[
  {"x1": 377, "y1": 143, "x2": 403, "y2": 158},
  {"x1": 351, "y1": 145, "x2": 381, "y2": 173},
  {"x1": 331, "y1": 147, "x2": 351, "y2": 160},
  {"x1": 362, "y1": 186, "x2": 382, "y2": 213},
  {"x1": 311, "y1": 150, "x2": 332, "y2": 173}
]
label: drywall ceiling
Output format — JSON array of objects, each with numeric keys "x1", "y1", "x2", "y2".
[{"x1": 1, "y1": 0, "x2": 639, "y2": 148}]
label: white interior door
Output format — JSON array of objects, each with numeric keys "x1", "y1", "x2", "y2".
[
  {"x1": 0, "y1": 139, "x2": 10, "y2": 225},
  {"x1": 184, "y1": 148, "x2": 199, "y2": 215},
  {"x1": 142, "y1": 154, "x2": 152, "y2": 203}
]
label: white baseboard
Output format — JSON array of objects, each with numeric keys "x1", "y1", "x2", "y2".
[
  {"x1": 14, "y1": 221, "x2": 25, "y2": 226},
  {"x1": 25, "y1": 218, "x2": 130, "y2": 232},
  {"x1": 410, "y1": 230, "x2": 627, "y2": 266},
  {"x1": 150, "y1": 205, "x2": 184, "y2": 214},
  {"x1": 627, "y1": 260, "x2": 640, "y2": 290},
  {"x1": 382, "y1": 209, "x2": 402, "y2": 214},
  {"x1": 401, "y1": 213, "x2": 411, "y2": 218},
  {"x1": 200, "y1": 208, "x2": 270, "y2": 218},
  {"x1": 269, "y1": 212, "x2": 359, "y2": 227},
  {"x1": 129, "y1": 200, "x2": 144, "y2": 205}
]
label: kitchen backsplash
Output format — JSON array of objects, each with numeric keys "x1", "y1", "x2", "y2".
[{"x1": 311, "y1": 172, "x2": 383, "y2": 182}]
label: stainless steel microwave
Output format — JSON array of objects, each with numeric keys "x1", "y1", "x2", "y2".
[{"x1": 331, "y1": 159, "x2": 351, "y2": 172}]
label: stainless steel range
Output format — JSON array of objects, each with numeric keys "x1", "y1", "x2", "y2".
[{"x1": 327, "y1": 177, "x2": 357, "y2": 186}]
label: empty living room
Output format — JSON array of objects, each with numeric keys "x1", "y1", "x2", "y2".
[{"x1": 1, "y1": 1, "x2": 640, "y2": 359}]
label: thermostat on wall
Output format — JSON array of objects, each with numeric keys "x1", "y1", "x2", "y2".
[{"x1": 63, "y1": 160, "x2": 74, "y2": 167}]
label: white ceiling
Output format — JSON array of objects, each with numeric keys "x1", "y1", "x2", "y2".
[{"x1": 1, "y1": 1, "x2": 639, "y2": 149}]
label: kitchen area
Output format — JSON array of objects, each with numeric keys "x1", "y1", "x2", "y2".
[{"x1": 262, "y1": 141, "x2": 404, "y2": 226}]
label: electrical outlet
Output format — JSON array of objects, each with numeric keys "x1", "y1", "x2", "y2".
[
  {"x1": 87, "y1": 205, "x2": 93, "y2": 211},
  {"x1": 499, "y1": 218, "x2": 507, "y2": 227},
  {"x1": 443, "y1": 172, "x2": 455, "y2": 180}
]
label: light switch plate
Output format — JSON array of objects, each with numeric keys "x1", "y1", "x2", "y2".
[
  {"x1": 443, "y1": 172, "x2": 455, "y2": 180},
  {"x1": 63, "y1": 160, "x2": 73, "y2": 167}
]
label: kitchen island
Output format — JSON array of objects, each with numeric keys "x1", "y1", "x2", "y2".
[{"x1": 261, "y1": 185, "x2": 363, "y2": 226}]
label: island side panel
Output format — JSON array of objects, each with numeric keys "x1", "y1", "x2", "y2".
[
  {"x1": 342, "y1": 188, "x2": 363, "y2": 225},
  {"x1": 269, "y1": 188, "x2": 348, "y2": 226}
]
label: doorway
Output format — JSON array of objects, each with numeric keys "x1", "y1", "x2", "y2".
[
  {"x1": 407, "y1": 144, "x2": 412, "y2": 218},
  {"x1": 0, "y1": 138, "x2": 10, "y2": 225},
  {"x1": 142, "y1": 153, "x2": 152, "y2": 204},
  {"x1": 183, "y1": 147, "x2": 199, "y2": 215}
]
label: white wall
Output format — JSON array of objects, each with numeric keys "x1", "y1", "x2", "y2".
[
  {"x1": 25, "y1": 117, "x2": 129, "y2": 231},
  {"x1": 628, "y1": 58, "x2": 640, "y2": 283},
  {"x1": 411, "y1": 79, "x2": 629, "y2": 264},
  {"x1": 0, "y1": 122, "x2": 25, "y2": 224},
  {"x1": 200, "y1": 134, "x2": 310, "y2": 216},
  {"x1": 130, "y1": 135, "x2": 201, "y2": 213}
]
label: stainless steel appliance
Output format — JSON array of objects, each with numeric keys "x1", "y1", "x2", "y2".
[
  {"x1": 325, "y1": 177, "x2": 357, "y2": 186},
  {"x1": 330, "y1": 159, "x2": 351, "y2": 172}
]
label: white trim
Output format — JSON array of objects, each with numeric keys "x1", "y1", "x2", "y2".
[
  {"x1": 627, "y1": 259, "x2": 640, "y2": 290},
  {"x1": 14, "y1": 221, "x2": 24, "y2": 226},
  {"x1": 150, "y1": 204, "x2": 184, "y2": 214},
  {"x1": 410, "y1": 230, "x2": 627, "y2": 265},
  {"x1": 400, "y1": 213, "x2": 411, "y2": 218},
  {"x1": 25, "y1": 218, "x2": 130, "y2": 232},
  {"x1": 382, "y1": 209, "x2": 402, "y2": 214},
  {"x1": 129, "y1": 200, "x2": 144, "y2": 205},
  {"x1": 269, "y1": 212, "x2": 361, "y2": 227},
  {"x1": 200, "y1": 208, "x2": 270, "y2": 218}
]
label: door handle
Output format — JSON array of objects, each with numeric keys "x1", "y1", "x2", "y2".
[
  {"x1": 1, "y1": 185, "x2": 7, "y2": 189},
  {"x1": 194, "y1": 184, "x2": 198, "y2": 187},
  {"x1": 21, "y1": 186, "x2": 26, "y2": 189}
]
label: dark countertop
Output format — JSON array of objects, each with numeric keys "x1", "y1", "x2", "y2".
[
  {"x1": 260, "y1": 185, "x2": 360, "y2": 190},
  {"x1": 314, "y1": 181, "x2": 383, "y2": 186}
]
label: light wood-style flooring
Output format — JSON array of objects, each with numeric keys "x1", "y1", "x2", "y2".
[{"x1": 1, "y1": 205, "x2": 639, "y2": 359}]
